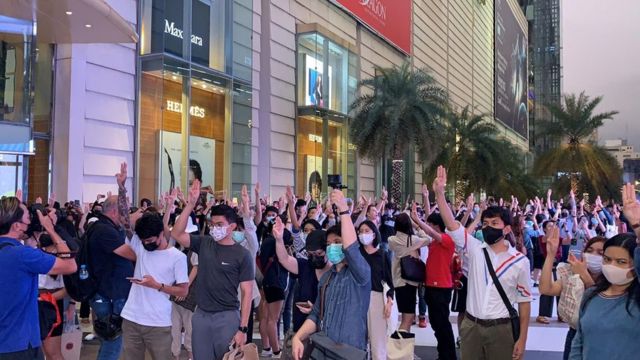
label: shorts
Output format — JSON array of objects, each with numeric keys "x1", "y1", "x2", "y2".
[
  {"x1": 395, "y1": 285, "x2": 418, "y2": 314},
  {"x1": 533, "y1": 254, "x2": 545, "y2": 269},
  {"x1": 451, "y1": 275, "x2": 468, "y2": 313},
  {"x1": 263, "y1": 286, "x2": 285, "y2": 303}
]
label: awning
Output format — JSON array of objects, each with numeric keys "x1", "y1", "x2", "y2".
[{"x1": 0, "y1": 0, "x2": 138, "y2": 43}]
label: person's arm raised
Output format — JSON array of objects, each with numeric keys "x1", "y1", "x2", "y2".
[
  {"x1": 171, "y1": 180, "x2": 201, "y2": 248},
  {"x1": 433, "y1": 166, "x2": 459, "y2": 231},
  {"x1": 287, "y1": 186, "x2": 303, "y2": 231},
  {"x1": 273, "y1": 216, "x2": 299, "y2": 274},
  {"x1": 622, "y1": 183, "x2": 640, "y2": 239},
  {"x1": 253, "y1": 182, "x2": 263, "y2": 227},
  {"x1": 39, "y1": 210, "x2": 77, "y2": 275},
  {"x1": 411, "y1": 202, "x2": 441, "y2": 242},
  {"x1": 539, "y1": 225, "x2": 562, "y2": 296},
  {"x1": 332, "y1": 189, "x2": 357, "y2": 249}
]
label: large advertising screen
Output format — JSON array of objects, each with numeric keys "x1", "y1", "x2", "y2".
[
  {"x1": 330, "y1": 0, "x2": 411, "y2": 54},
  {"x1": 494, "y1": 0, "x2": 528, "y2": 139}
]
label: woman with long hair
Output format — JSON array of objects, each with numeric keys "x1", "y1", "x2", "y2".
[
  {"x1": 388, "y1": 213, "x2": 430, "y2": 332},
  {"x1": 357, "y1": 220, "x2": 394, "y2": 360},
  {"x1": 540, "y1": 226, "x2": 605, "y2": 360},
  {"x1": 569, "y1": 233, "x2": 640, "y2": 359}
]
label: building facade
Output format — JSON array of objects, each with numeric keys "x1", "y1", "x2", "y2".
[
  {"x1": 1, "y1": 0, "x2": 528, "y2": 205},
  {"x1": 604, "y1": 139, "x2": 640, "y2": 168}
]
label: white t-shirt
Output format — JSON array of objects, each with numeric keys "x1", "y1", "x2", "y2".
[{"x1": 121, "y1": 234, "x2": 189, "y2": 327}]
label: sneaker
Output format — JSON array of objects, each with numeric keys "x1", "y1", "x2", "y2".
[
  {"x1": 418, "y1": 316, "x2": 427, "y2": 328},
  {"x1": 260, "y1": 348, "x2": 273, "y2": 357},
  {"x1": 272, "y1": 350, "x2": 282, "y2": 359},
  {"x1": 83, "y1": 333, "x2": 96, "y2": 341}
]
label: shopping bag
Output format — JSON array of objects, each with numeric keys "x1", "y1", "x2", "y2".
[
  {"x1": 222, "y1": 343, "x2": 259, "y2": 360},
  {"x1": 61, "y1": 320, "x2": 83, "y2": 360},
  {"x1": 382, "y1": 282, "x2": 399, "y2": 337},
  {"x1": 387, "y1": 330, "x2": 415, "y2": 360}
]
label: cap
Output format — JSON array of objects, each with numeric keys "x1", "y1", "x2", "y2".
[{"x1": 305, "y1": 230, "x2": 327, "y2": 252}]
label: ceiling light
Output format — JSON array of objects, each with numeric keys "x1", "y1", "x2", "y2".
[
  {"x1": 202, "y1": 84, "x2": 207, "y2": 89},
  {"x1": 172, "y1": 75, "x2": 177, "y2": 80},
  {"x1": 65, "y1": 11, "x2": 73, "y2": 15},
  {"x1": 85, "y1": 24, "x2": 92, "y2": 28}
]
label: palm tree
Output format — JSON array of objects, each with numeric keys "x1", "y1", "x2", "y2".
[
  {"x1": 533, "y1": 92, "x2": 621, "y2": 198},
  {"x1": 349, "y1": 62, "x2": 448, "y2": 203}
]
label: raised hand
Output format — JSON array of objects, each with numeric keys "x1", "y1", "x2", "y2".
[
  {"x1": 410, "y1": 202, "x2": 420, "y2": 223},
  {"x1": 381, "y1": 186, "x2": 388, "y2": 201},
  {"x1": 432, "y1": 165, "x2": 447, "y2": 194},
  {"x1": 254, "y1": 182, "x2": 261, "y2": 197},
  {"x1": 115, "y1": 162, "x2": 127, "y2": 189},
  {"x1": 305, "y1": 191, "x2": 312, "y2": 204},
  {"x1": 16, "y1": 189, "x2": 23, "y2": 203},
  {"x1": 466, "y1": 193, "x2": 475, "y2": 210},
  {"x1": 49, "y1": 193, "x2": 57, "y2": 207},
  {"x1": 568, "y1": 252, "x2": 588, "y2": 277},
  {"x1": 241, "y1": 185, "x2": 250, "y2": 206},
  {"x1": 273, "y1": 216, "x2": 285, "y2": 241},
  {"x1": 547, "y1": 189, "x2": 552, "y2": 199},
  {"x1": 622, "y1": 183, "x2": 640, "y2": 227},
  {"x1": 545, "y1": 225, "x2": 560, "y2": 258},
  {"x1": 330, "y1": 189, "x2": 349, "y2": 213},
  {"x1": 36, "y1": 210, "x2": 55, "y2": 233},
  {"x1": 188, "y1": 180, "x2": 201, "y2": 206}
]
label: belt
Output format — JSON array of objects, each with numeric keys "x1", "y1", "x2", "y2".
[{"x1": 465, "y1": 313, "x2": 511, "y2": 327}]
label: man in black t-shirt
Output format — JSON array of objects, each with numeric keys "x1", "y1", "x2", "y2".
[{"x1": 172, "y1": 180, "x2": 254, "y2": 360}]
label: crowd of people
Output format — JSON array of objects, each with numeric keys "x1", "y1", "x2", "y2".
[{"x1": 1, "y1": 161, "x2": 640, "y2": 360}]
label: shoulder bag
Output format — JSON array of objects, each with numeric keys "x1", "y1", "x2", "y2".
[
  {"x1": 400, "y1": 235, "x2": 426, "y2": 283},
  {"x1": 482, "y1": 248, "x2": 520, "y2": 342}
]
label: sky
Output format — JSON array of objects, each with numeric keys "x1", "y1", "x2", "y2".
[{"x1": 562, "y1": 0, "x2": 640, "y2": 149}]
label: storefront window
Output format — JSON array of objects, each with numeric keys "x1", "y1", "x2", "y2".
[
  {"x1": 140, "y1": 0, "x2": 226, "y2": 71},
  {"x1": 231, "y1": 82, "x2": 252, "y2": 196},
  {"x1": 0, "y1": 15, "x2": 34, "y2": 125},
  {"x1": 232, "y1": 0, "x2": 253, "y2": 82},
  {"x1": 296, "y1": 32, "x2": 358, "y2": 199}
]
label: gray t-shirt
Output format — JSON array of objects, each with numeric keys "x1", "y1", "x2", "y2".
[{"x1": 190, "y1": 234, "x2": 255, "y2": 313}]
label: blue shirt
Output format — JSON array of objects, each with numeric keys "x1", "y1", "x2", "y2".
[
  {"x1": 308, "y1": 242, "x2": 371, "y2": 350},
  {"x1": 0, "y1": 237, "x2": 55, "y2": 353},
  {"x1": 570, "y1": 290, "x2": 640, "y2": 360}
]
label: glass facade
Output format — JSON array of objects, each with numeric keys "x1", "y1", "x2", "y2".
[
  {"x1": 296, "y1": 32, "x2": 358, "y2": 201},
  {"x1": 138, "y1": 0, "x2": 252, "y2": 202}
]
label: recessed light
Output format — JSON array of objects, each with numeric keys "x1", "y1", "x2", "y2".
[
  {"x1": 202, "y1": 84, "x2": 207, "y2": 89},
  {"x1": 172, "y1": 75, "x2": 177, "y2": 80},
  {"x1": 65, "y1": 11, "x2": 73, "y2": 15},
  {"x1": 85, "y1": 24, "x2": 92, "y2": 28}
]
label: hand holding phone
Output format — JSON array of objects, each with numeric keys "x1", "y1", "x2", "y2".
[
  {"x1": 126, "y1": 277, "x2": 143, "y2": 283},
  {"x1": 295, "y1": 301, "x2": 313, "y2": 314}
]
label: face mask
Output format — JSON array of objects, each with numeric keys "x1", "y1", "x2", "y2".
[
  {"x1": 327, "y1": 219, "x2": 336, "y2": 227},
  {"x1": 584, "y1": 253, "x2": 602, "y2": 274},
  {"x1": 326, "y1": 244, "x2": 345, "y2": 264},
  {"x1": 211, "y1": 226, "x2": 228, "y2": 242},
  {"x1": 601, "y1": 264, "x2": 634, "y2": 285},
  {"x1": 482, "y1": 226, "x2": 505, "y2": 245},
  {"x1": 232, "y1": 231, "x2": 245, "y2": 243},
  {"x1": 309, "y1": 254, "x2": 327, "y2": 269},
  {"x1": 591, "y1": 218, "x2": 598, "y2": 226},
  {"x1": 359, "y1": 233, "x2": 375, "y2": 246},
  {"x1": 475, "y1": 230, "x2": 484, "y2": 242},
  {"x1": 265, "y1": 216, "x2": 276, "y2": 224},
  {"x1": 143, "y1": 240, "x2": 159, "y2": 252},
  {"x1": 525, "y1": 221, "x2": 534, "y2": 228},
  {"x1": 473, "y1": 206, "x2": 480, "y2": 213}
]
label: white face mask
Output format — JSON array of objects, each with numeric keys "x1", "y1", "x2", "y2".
[
  {"x1": 210, "y1": 226, "x2": 228, "y2": 242},
  {"x1": 584, "y1": 253, "x2": 602, "y2": 274},
  {"x1": 601, "y1": 264, "x2": 634, "y2": 285},
  {"x1": 359, "y1": 233, "x2": 375, "y2": 246}
]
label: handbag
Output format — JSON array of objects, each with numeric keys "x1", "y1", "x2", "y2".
[
  {"x1": 61, "y1": 317, "x2": 82, "y2": 360},
  {"x1": 304, "y1": 273, "x2": 366, "y2": 360},
  {"x1": 400, "y1": 236, "x2": 425, "y2": 283},
  {"x1": 386, "y1": 331, "x2": 415, "y2": 360},
  {"x1": 222, "y1": 343, "x2": 259, "y2": 360},
  {"x1": 556, "y1": 263, "x2": 584, "y2": 329},
  {"x1": 482, "y1": 248, "x2": 520, "y2": 342}
]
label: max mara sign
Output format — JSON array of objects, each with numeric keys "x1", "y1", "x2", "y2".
[
  {"x1": 164, "y1": 19, "x2": 203, "y2": 47},
  {"x1": 330, "y1": 0, "x2": 411, "y2": 54}
]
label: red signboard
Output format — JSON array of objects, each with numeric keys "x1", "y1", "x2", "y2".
[{"x1": 331, "y1": 0, "x2": 412, "y2": 54}]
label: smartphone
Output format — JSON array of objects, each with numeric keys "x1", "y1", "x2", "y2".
[
  {"x1": 74, "y1": 200, "x2": 80, "y2": 207},
  {"x1": 295, "y1": 302, "x2": 311, "y2": 309},
  {"x1": 569, "y1": 249, "x2": 582, "y2": 261},
  {"x1": 126, "y1": 277, "x2": 143, "y2": 282}
]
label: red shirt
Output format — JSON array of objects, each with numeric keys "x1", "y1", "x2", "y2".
[{"x1": 425, "y1": 233, "x2": 455, "y2": 288}]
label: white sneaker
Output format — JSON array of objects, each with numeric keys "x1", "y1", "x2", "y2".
[
  {"x1": 272, "y1": 351, "x2": 282, "y2": 359},
  {"x1": 84, "y1": 333, "x2": 96, "y2": 341},
  {"x1": 260, "y1": 349, "x2": 273, "y2": 357}
]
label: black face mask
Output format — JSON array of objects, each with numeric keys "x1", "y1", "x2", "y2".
[
  {"x1": 309, "y1": 254, "x2": 327, "y2": 269},
  {"x1": 143, "y1": 241, "x2": 159, "y2": 252},
  {"x1": 482, "y1": 226, "x2": 505, "y2": 245}
]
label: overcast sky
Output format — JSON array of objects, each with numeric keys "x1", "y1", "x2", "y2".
[{"x1": 562, "y1": 0, "x2": 640, "y2": 149}]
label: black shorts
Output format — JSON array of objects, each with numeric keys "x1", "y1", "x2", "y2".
[
  {"x1": 533, "y1": 254, "x2": 545, "y2": 269},
  {"x1": 451, "y1": 275, "x2": 468, "y2": 313},
  {"x1": 395, "y1": 285, "x2": 418, "y2": 314},
  {"x1": 49, "y1": 299, "x2": 65, "y2": 337},
  {"x1": 263, "y1": 286, "x2": 285, "y2": 303}
]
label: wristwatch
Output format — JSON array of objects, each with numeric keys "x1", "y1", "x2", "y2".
[
  {"x1": 339, "y1": 210, "x2": 350, "y2": 216},
  {"x1": 238, "y1": 326, "x2": 249, "y2": 334}
]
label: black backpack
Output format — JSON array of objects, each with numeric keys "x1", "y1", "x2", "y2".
[{"x1": 63, "y1": 226, "x2": 98, "y2": 302}]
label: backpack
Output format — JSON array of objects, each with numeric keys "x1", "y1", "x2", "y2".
[{"x1": 63, "y1": 226, "x2": 99, "y2": 302}]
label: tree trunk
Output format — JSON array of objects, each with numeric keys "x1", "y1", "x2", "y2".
[{"x1": 391, "y1": 145, "x2": 404, "y2": 205}]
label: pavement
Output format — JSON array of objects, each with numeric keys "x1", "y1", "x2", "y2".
[{"x1": 79, "y1": 287, "x2": 566, "y2": 359}]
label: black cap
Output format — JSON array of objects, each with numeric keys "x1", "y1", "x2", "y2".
[{"x1": 305, "y1": 230, "x2": 327, "y2": 252}]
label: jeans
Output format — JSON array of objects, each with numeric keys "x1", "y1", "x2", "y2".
[
  {"x1": 563, "y1": 328, "x2": 577, "y2": 360},
  {"x1": 418, "y1": 285, "x2": 427, "y2": 317},
  {"x1": 539, "y1": 268, "x2": 558, "y2": 318},
  {"x1": 91, "y1": 294, "x2": 126, "y2": 360},
  {"x1": 424, "y1": 287, "x2": 457, "y2": 360},
  {"x1": 281, "y1": 277, "x2": 296, "y2": 334}
]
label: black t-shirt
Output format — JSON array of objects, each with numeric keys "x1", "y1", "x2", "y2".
[
  {"x1": 379, "y1": 215, "x2": 395, "y2": 244},
  {"x1": 190, "y1": 234, "x2": 254, "y2": 313},
  {"x1": 87, "y1": 215, "x2": 133, "y2": 300},
  {"x1": 360, "y1": 248, "x2": 394, "y2": 298},
  {"x1": 293, "y1": 258, "x2": 319, "y2": 303}
]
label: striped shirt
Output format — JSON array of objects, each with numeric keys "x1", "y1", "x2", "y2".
[{"x1": 447, "y1": 224, "x2": 532, "y2": 320}]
